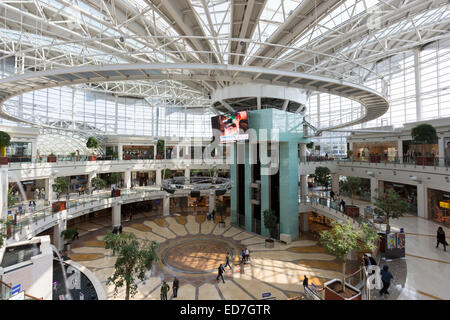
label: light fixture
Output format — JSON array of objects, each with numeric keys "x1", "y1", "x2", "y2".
[
  {"x1": 410, "y1": 176, "x2": 421, "y2": 183},
  {"x1": 366, "y1": 171, "x2": 374, "y2": 176}
]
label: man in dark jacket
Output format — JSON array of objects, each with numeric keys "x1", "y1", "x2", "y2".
[
  {"x1": 160, "y1": 281, "x2": 170, "y2": 300},
  {"x1": 363, "y1": 254, "x2": 377, "y2": 266},
  {"x1": 379, "y1": 265, "x2": 393, "y2": 296},
  {"x1": 436, "y1": 227, "x2": 447, "y2": 251},
  {"x1": 216, "y1": 264, "x2": 225, "y2": 283},
  {"x1": 172, "y1": 277, "x2": 179, "y2": 298},
  {"x1": 303, "y1": 275, "x2": 309, "y2": 290}
]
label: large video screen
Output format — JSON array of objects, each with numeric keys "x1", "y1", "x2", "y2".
[{"x1": 211, "y1": 111, "x2": 249, "y2": 142}]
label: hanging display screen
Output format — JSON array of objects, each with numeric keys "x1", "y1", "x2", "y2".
[{"x1": 211, "y1": 111, "x2": 249, "y2": 142}]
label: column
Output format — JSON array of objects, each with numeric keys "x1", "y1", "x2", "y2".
[
  {"x1": 46, "y1": 176, "x2": 55, "y2": 201},
  {"x1": 438, "y1": 136, "x2": 445, "y2": 166},
  {"x1": 0, "y1": 168, "x2": 8, "y2": 220},
  {"x1": 124, "y1": 170, "x2": 131, "y2": 189},
  {"x1": 331, "y1": 173, "x2": 339, "y2": 195},
  {"x1": 112, "y1": 204, "x2": 121, "y2": 228},
  {"x1": 118, "y1": 144, "x2": 123, "y2": 160},
  {"x1": 279, "y1": 141, "x2": 299, "y2": 240},
  {"x1": 299, "y1": 143, "x2": 307, "y2": 163},
  {"x1": 31, "y1": 141, "x2": 37, "y2": 162},
  {"x1": 209, "y1": 192, "x2": 215, "y2": 214},
  {"x1": 416, "y1": 184, "x2": 428, "y2": 219},
  {"x1": 244, "y1": 143, "x2": 252, "y2": 232},
  {"x1": 300, "y1": 212, "x2": 309, "y2": 232},
  {"x1": 260, "y1": 165, "x2": 270, "y2": 237},
  {"x1": 397, "y1": 139, "x2": 403, "y2": 163},
  {"x1": 163, "y1": 195, "x2": 170, "y2": 216},
  {"x1": 53, "y1": 218, "x2": 67, "y2": 252},
  {"x1": 230, "y1": 144, "x2": 238, "y2": 226},
  {"x1": 414, "y1": 48, "x2": 422, "y2": 122},
  {"x1": 156, "y1": 169, "x2": 162, "y2": 186},
  {"x1": 184, "y1": 168, "x2": 190, "y2": 182},
  {"x1": 87, "y1": 172, "x2": 97, "y2": 189},
  {"x1": 300, "y1": 175, "x2": 307, "y2": 196},
  {"x1": 370, "y1": 177, "x2": 378, "y2": 203},
  {"x1": 153, "y1": 144, "x2": 157, "y2": 160}
]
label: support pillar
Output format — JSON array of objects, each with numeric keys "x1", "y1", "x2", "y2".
[
  {"x1": 414, "y1": 48, "x2": 422, "y2": 122},
  {"x1": 112, "y1": 204, "x2": 121, "y2": 228},
  {"x1": 31, "y1": 142, "x2": 37, "y2": 162},
  {"x1": 438, "y1": 136, "x2": 445, "y2": 166},
  {"x1": 124, "y1": 170, "x2": 131, "y2": 189},
  {"x1": 397, "y1": 139, "x2": 403, "y2": 163},
  {"x1": 209, "y1": 192, "x2": 216, "y2": 214},
  {"x1": 416, "y1": 184, "x2": 427, "y2": 219},
  {"x1": 0, "y1": 169, "x2": 8, "y2": 220},
  {"x1": 260, "y1": 166, "x2": 270, "y2": 237},
  {"x1": 88, "y1": 172, "x2": 97, "y2": 189},
  {"x1": 46, "y1": 176, "x2": 55, "y2": 201},
  {"x1": 53, "y1": 218, "x2": 67, "y2": 252},
  {"x1": 163, "y1": 195, "x2": 170, "y2": 216},
  {"x1": 118, "y1": 144, "x2": 123, "y2": 161},
  {"x1": 300, "y1": 212, "x2": 309, "y2": 232},
  {"x1": 156, "y1": 169, "x2": 162, "y2": 186},
  {"x1": 370, "y1": 177, "x2": 378, "y2": 203},
  {"x1": 331, "y1": 173, "x2": 339, "y2": 195},
  {"x1": 300, "y1": 175, "x2": 307, "y2": 197},
  {"x1": 299, "y1": 143, "x2": 307, "y2": 163},
  {"x1": 184, "y1": 168, "x2": 190, "y2": 182}
]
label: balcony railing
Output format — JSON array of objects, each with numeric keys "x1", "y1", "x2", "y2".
[{"x1": 339, "y1": 156, "x2": 450, "y2": 168}]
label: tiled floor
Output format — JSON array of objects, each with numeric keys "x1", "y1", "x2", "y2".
[{"x1": 68, "y1": 213, "x2": 344, "y2": 300}]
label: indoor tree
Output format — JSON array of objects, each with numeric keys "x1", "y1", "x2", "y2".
[
  {"x1": 411, "y1": 123, "x2": 438, "y2": 159},
  {"x1": 86, "y1": 136, "x2": 99, "y2": 156},
  {"x1": 306, "y1": 141, "x2": 314, "y2": 150},
  {"x1": 157, "y1": 139, "x2": 165, "y2": 159},
  {"x1": 91, "y1": 177, "x2": 106, "y2": 191},
  {"x1": 314, "y1": 166, "x2": 331, "y2": 190},
  {"x1": 320, "y1": 221, "x2": 379, "y2": 294},
  {"x1": 0, "y1": 219, "x2": 12, "y2": 247},
  {"x1": 104, "y1": 232, "x2": 159, "y2": 300},
  {"x1": 0, "y1": 131, "x2": 11, "y2": 159},
  {"x1": 60, "y1": 228, "x2": 78, "y2": 252},
  {"x1": 52, "y1": 177, "x2": 69, "y2": 197},
  {"x1": 341, "y1": 176, "x2": 362, "y2": 205},
  {"x1": 263, "y1": 209, "x2": 278, "y2": 240},
  {"x1": 373, "y1": 188, "x2": 409, "y2": 233},
  {"x1": 8, "y1": 189, "x2": 18, "y2": 207},
  {"x1": 109, "y1": 173, "x2": 122, "y2": 186}
]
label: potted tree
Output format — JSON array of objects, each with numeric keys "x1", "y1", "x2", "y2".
[
  {"x1": 69, "y1": 152, "x2": 76, "y2": 161},
  {"x1": 341, "y1": 176, "x2": 362, "y2": 218},
  {"x1": 0, "y1": 218, "x2": 12, "y2": 247},
  {"x1": 314, "y1": 166, "x2": 331, "y2": 191},
  {"x1": 411, "y1": 123, "x2": 438, "y2": 166},
  {"x1": 347, "y1": 149, "x2": 353, "y2": 160},
  {"x1": 215, "y1": 200, "x2": 227, "y2": 228},
  {"x1": 104, "y1": 232, "x2": 159, "y2": 300},
  {"x1": 91, "y1": 177, "x2": 106, "y2": 193},
  {"x1": 86, "y1": 136, "x2": 99, "y2": 161},
  {"x1": 47, "y1": 152, "x2": 57, "y2": 163},
  {"x1": 0, "y1": 131, "x2": 11, "y2": 165},
  {"x1": 156, "y1": 139, "x2": 164, "y2": 160},
  {"x1": 52, "y1": 177, "x2": 68, "y2": 212},
  {"x1": 320, "y1": 221, "x2": 379, "y2": 300},
  {"x1": 373, "y1": 188, "x2": 409, "y2": 234},
  {"x1": 60, "y1": 227, "x2": 78, "y2": 253},
  {"x1": 109, "y1": 172, "x2": 122, "y2": 191},
  {"x1": 306, "y1": 142, "x2": 314, "y2": 161},
  {"x1": 263, "y1": 209, "x2": 278, "y2": 248}
]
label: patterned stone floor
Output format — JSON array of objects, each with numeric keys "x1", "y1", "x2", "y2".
[{"x1": 68, "y1": 213, "x2": 348, "y2": 300}]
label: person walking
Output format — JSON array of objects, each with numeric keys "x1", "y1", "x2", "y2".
[
  {"x1": 330, "y1": 190, "x2": 335, "y2": 201},
  {"x1": 436, "y1": 227, "x2": 448, "y2": 251},
  {"x1": 160, "y1": 281, "x2": 170, "y2": 300},
  {"x1": 379, "y1": 265, "x2": 393, "y2": 296},
  {"x1": 240, "y1": 248, "x2": 246, "y2": 264},
  {"x1": 245, "y1": 247, "x2": 250, "y2": 263},
  {"x1": 172, "y1": 277, "x2": 179, "y2": 298},
  {"x1": 216, "y1": 264, "x2": 225, "y2": 283},
  {"x1": 224, "y1": 252, "x2": 232, "y2": 270},
  {"x1": 341, "y1": 199, "x2": 346, "y2": 212},
  {"x1": 303, "y1": 275, "x2": 309, "y2": 290}
]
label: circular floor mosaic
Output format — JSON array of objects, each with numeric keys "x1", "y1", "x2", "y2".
[{"x1": 157, "y1": 235, "x2": 242, "y2": 278}]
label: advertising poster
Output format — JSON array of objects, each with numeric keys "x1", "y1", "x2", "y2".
[
  {"x1": 387, "y1": 233, "x2": 396, "y2": 250},
  {"x1": 211, "y1": 111, "x2": 249, "y2": 143},
  {"x1": 396, "y1": 233, "x2": 405, "y2": 249}
]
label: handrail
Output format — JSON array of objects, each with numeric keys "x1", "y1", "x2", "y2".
[{"x1": 0, "y1": 279, "x2": 42, "y2": 300}]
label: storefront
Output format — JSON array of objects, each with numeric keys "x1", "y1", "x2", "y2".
[
  {"x1": 132, "y1": 171, "x2": 156, "y2": 186},
  {"x1": 6, "y1": 141, "x2": 32, "y2": 162},
  {"x1": 428, "y1": 189, "x2": 450, "y2": 226},
  {"x1": 123, "y1": 145, "x2": 154, "y2": 160},
  {"x1": 383, "y1": 181, "x2": 418, "y2": 215},
  {"x1": 353, "y1": 141, "x2": 398, "y2": 162}
]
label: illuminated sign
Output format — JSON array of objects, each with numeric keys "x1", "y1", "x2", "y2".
[{"x1": 440, "y1": 201, "x2": 450, "y2": 209}]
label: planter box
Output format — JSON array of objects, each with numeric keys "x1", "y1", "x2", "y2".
[
  {"x1": 265, "y1": 239, "x2": 275, "y2": 248},
  {"x1": 324, "y1": 279, "x2": 362, "y2": 300},
  {"x1": 89, "y1": 155, "x2": 97, "y2": 161},
  {"x1": 124, "y1": 155, "x2": 131, "y2": 160},
  {"x1": 416, "y1": 156, "x2": 434, "y2": 166},
  {"x1": 52, "y1": 201, "x2": 66, "y2": 213},
  {"x1": 369, "y1": 155, "x2": 380, "y2": 163},
  {"x1": 112, "y1": 189, "x2": 121, "y2": 197},
  {"x1": 344, "y1": 205, "x2": 360, "y2": 218},
  {"x1": 47, "y1": 156, "x2": 57, "y2": 162},
  {"x1": 0, "y1": 157, "x2": 8, "y2": 165}
]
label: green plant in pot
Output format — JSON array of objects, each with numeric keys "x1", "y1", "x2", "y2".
[
  {"x1": 91, "y1": 177, "x2": 106, "y2": 191},
  {"x1": 8, "y1": 188, "x2": 18, "y2": 207},
  {"x1": 86, "y1": 136, "x2": 99, "y2": 160},
  {"x1": 263, "y1": 209, "x2": 278, "y2": 246},
  {"x1": 347, "y1": 149, "x2": 353, "y2": 160},
  {"x1": 0, "y1": 131, "x2": 11, "y2": 164},
  {"x1": 52, "y1": 177, "x2": 68, "y2": 198},
  {"x1": 341, "y1": 176, "x2": 362, "y2": 205},
  {"x1": 373, "y1": 188, "x2": 409, "y2": 233},
  {"x1": 156, "y1": 139, "x2": 165, "y2": 159},
  {"x1": 61, "y1": 227, "x2": 78, "y2": 252},
  {"x1": 320, "y1": 221, "x2": 379, "y2": 299},
  {"x1": 215, "y1": 200, "x2": 227, "y2": 227},
  {"x1": 109, "y1": 173, "x2": 122, "y2": 186},
  {"x1": 0, "y1": 218, "x2": 12, "y2": 247},
  {"x1": 314, "y1": 166, "x2": 331, "y2": 190},
  {"x1": 411, "y1": 123, "x2": 438, "y2": 165}
]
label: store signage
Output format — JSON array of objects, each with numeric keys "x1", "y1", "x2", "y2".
[
  {"x1": 11, "y1": 284, "x2": 21, "y2": 296},
  {"x1": 440, "y1": 201, "x2": 450, "y2": 209}
]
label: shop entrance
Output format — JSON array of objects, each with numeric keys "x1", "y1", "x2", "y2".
[{"x1": 383, "y1": 181, "x2": 418, "y2": 215}]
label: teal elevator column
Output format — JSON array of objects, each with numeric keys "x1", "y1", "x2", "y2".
[{"x1": 279, "y1": 141, "x2": 300, "y2": 240}]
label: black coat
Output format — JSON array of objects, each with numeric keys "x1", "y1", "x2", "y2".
[{"x1": 437, "y1": 231, "x2": 446, "y2": 243}]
